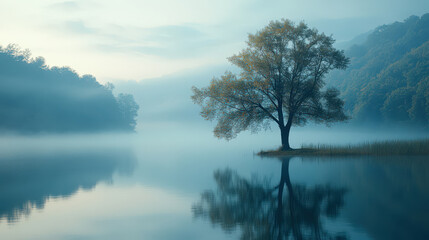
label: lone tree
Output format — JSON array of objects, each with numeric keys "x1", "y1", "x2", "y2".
[{"x1": 192, "y1": 20, "x2": 349, "y2": 150}]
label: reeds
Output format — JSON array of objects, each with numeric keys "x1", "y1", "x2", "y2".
[{"x1": 258, "y1": 139, "x2": 429, "y2": 156}]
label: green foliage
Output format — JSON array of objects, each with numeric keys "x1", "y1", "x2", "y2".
[
  {"x1": 117, "y1": 93, "x2": 139, "y2": 130},
  {"x1": 192, "y1": 72, "x2": 271, "y2": 139},
  {"x1": 192, "y1": 20, "x2": 349, "y2": 147},
  {"x1": 0, "y1": 45, "x2": 139, "y2": 133},
  {"x1": 259, "y1": 139, "x2": 429, "y2": 156},
  {"x1": 327, "y1": 14, "x2": 429, "y2": 126},
  {"x1": 302, "y1": 139, "x2": 429, "y2": 156},
  {"x1": 410, "y1": 78, "x2": 429, "y2": 122},
  {"x1": 381, "y1": 87, "x2": 414, "y2": 122}
]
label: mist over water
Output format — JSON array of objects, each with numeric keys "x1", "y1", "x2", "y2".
[
  {"x1": 0, "y1": 50, "x2": 428, "y2": 238},
  {"x1": 1, "y1": 8, "x2": 429, "y2": 240},
  {"x1": 0, "y1": 127, "x2": 427, "y2": 239}
]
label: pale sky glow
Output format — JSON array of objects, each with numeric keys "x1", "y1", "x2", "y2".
[{"x1": 0, "y1": 0, "x2": 428, "y2": 83}]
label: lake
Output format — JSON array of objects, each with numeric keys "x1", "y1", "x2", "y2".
[{"x1": 0, "y1": 129, "x2": 428, "y2": 240}]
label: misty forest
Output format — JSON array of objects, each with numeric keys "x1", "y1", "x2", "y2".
[
  {"x1": 0, "y1": 2, "x2": 428, "y2": 240},
  {"x1": 0, "y1": 45, "x2": 138, "y2": 133}
]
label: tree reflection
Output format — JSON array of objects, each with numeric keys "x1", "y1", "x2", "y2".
[
  {"x1": 193, "y1": 157, "x2": 348, "y2": 240},
  {"x1": 0, "y1": 148, "x2": 136, "y2": 223}
]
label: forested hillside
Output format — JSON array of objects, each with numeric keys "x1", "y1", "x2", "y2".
[
  {"x1": 328, "y1": 14, "x2": 429, "y2": 127},
  {"x1": 0, "y1": 45, "x2": 139, "y2": 133}
]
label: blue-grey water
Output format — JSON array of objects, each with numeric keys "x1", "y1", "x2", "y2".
[{"x1": 0, "y1": 129, "x2": 428, "y2": 240}]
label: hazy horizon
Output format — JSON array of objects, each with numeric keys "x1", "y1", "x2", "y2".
[
  {"x1": 1, "y1": 0, "x2": 428, "y2": 84},
  {"x1": 1, "y1": 3, "x2": 429, "y2": 239}
]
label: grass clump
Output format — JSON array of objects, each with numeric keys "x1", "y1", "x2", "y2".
[{"x1": 258, "y1": 139, "x2": 429, "y2": 156}]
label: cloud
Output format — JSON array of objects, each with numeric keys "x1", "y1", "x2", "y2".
[
  {"x1": 3, "y1": 0, "x2": 429, "y2": 83},
  {"x1": 123, "y1": 25, "x2": 221, "y2": 58},
  {"x1": 59, "y1": 22, "x2": 223, "y2": 59},
  {"x1": 63, "y1": 20, "x2": 97, "y2": 34},
  {"x1": 144, "y1": 25, "x2": 205, "y2": 41},
  {"x1": 49, "y1": 1, "x2": 80, "y2": 12}
]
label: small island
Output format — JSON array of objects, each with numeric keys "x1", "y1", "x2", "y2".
[
  {"x1": 258, "y1": 139, "x2": 429, "y2": 157},
  {"x1": 192, "y1": 16, "x2": 429, "y2": 156}
]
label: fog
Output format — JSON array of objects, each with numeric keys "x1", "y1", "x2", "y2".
[
  {"x1": 0, "y1": 46, "x2": 138, "y2": 133},
  {"x1": 112, "y1": 64, "x2": 429, "y2": 152},
  {"x1": 2, "y1": 130, "x2": 428, "y2": 239},
  {"x1": 1, "y1": 6, "x2": 429, "y2": 240}
]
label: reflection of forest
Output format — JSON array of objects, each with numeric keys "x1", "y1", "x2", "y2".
[
  {"x1": 193, "y1": 157, "x2": 348, "y2": 240},
  {"x1": 0, "y1": 149, "x2": 136, "y2": 222},
  {"x1": 339, "y1": 156, "x2": 429, "y2": 240}
]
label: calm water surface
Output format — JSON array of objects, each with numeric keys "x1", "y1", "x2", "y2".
[{"x1": 0, "y1": 132, "x2": 428, "y2": 240}]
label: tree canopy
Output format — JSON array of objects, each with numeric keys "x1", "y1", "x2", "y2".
[
  {"x1": 327, "y1": 13, "x2": 429, "y2": 127},
  {"x1": 192, "y1": 20, "x2": 349, "y2": 150},
  {"x1": 0, "y1": 44, "x2": 139, "y2": 133}
]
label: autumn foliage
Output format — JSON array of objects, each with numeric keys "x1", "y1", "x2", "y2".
[{"x1": 192, "y1": 20, "x2": 349, "y2": 150}]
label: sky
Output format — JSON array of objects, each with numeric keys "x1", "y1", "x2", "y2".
[{"x1": 0, "y1": 0, "x2": 428, "y2": 84}]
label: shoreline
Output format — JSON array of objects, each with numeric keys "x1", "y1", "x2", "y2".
[{"x1": 257, "y1": 139, "x2": 429, "y2": 157}]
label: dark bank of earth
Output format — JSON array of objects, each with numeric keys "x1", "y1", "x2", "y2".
[{"x1": 258, "y1": 139, "x2": 429, "y2": 157}]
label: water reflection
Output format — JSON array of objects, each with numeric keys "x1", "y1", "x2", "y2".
[
  {"x1": 193, "y1": 157, "x2": 348, "y2": 240},
  {"x1": 0, "y1": 148, "x2": 136, "y2": 223},
  {"x1": 333, "y1": 156, "x2": 429, "y2": 240}
]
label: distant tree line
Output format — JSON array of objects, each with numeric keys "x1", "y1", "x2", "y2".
[
  {"x1": 327, "y1": 13, "x2": 429, "y2": 127},
  {"x1": 0, "y1": 44, "x2": 138, "y2": 133}
]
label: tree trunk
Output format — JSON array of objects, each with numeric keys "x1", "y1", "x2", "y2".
[
  {"x1": 280, "y1": 120, "x2": 292, "y2": 151},
  {"x1": 275, "y1": 158, "x2": 286, "y2": 239},
  {"x1": 276, "y1": 158, "x2": 302, "y2": 240},
  {"x1": 282, "y1": 158, "x2": 303, "y2": 240}
]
